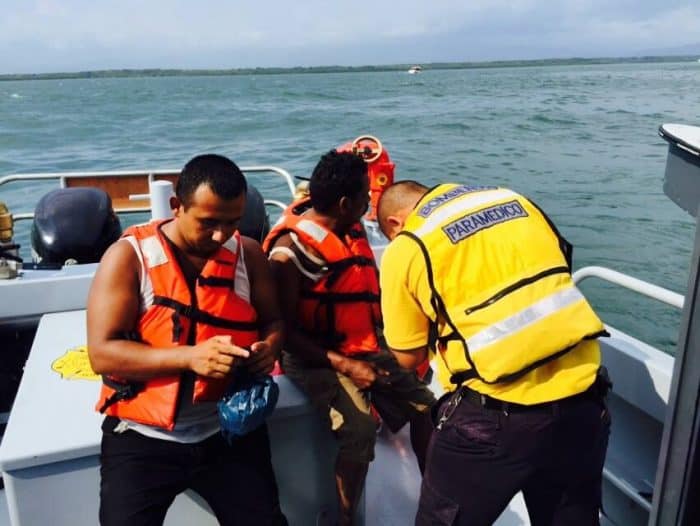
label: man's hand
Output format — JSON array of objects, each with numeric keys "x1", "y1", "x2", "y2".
[
  {"x1": 245, "y1": 340, "x2": 278, "y2": 376},
  {"x1": 338, "y1": 357, "x2": 390, "y2": 390},
  {"x1": 188, "y1": 335, "x2": 250, "y2": 379}
]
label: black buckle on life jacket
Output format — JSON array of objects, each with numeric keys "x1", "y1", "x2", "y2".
[
  {"x1": 98, "y1": 377, "x2": 143, "y2": 413},
  {"x1": 449, "y1": 369, "x2": 478, "y2": 385},
  {"x1": 197, "y1": 275, "x2": 235, "y2": 289},
  {"x1": 172, "y1": 311, "x2": 183, "y2": 343}
]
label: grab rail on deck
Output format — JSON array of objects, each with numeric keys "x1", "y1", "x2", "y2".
[
  {"x1": 574, "y1": 265, "x2": 683, "y2": 514},
  {"x1": 573, "y1": 265, "x2": 684, "y2": 310}
]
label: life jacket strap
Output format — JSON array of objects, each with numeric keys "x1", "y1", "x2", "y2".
[
  {"x1": 437, "y1": 331, "x2": 461, "y2": 347},
  {"x1": 347, "y1": 228, "x2": 367, "y2": 240},
  {"x1": 449, "y1": 369, "x2": 478, "y2": 385},
  {"x1": 99, "y1": 376, "x2": 144, "y2": 413},
  {"x1": 448, "y1": 330, "x2": 610, "y2": 386},
  {"x1": 301, "y1": 290, "x2": 380, "y2": 303},
  {"x1": 324, "y1": 256, "x2": 376, "y2": 288},
  {"x1": 152, "y1": 296, "x2": 259, "y2": 332},
  {"x1": 197, "y1": 275, "x2": 235, "y2": 289}
]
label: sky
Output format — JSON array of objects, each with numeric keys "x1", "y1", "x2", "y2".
[{"x1": 1, "y1": 0, "x2": 699, "y2": 74}]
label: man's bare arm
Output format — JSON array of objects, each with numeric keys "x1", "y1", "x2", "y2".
[
  {"x1": 388, "y1": 345, "x2": 429, "y2": 371},
  {"x1": 86, "y1": 240, "x2": 249, "y2": 381},
  {"x1": 268, "y1": 250, "x2": 333, "y2": 367},
  {"x1": 241, "y1": 236, "x2": 284, "y2": 376}
]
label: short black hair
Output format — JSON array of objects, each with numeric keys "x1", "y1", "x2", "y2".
[
  {"x1": 309, "y1": 150, "x2": 368, "y2": 213},
  {"x1": 176, "y1": 154, "x2": 247, "y2": 207}
]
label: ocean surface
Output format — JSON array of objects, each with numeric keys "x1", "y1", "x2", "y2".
[{"x1": 1, "y1": 61, "x2": 699, "y2": 353}]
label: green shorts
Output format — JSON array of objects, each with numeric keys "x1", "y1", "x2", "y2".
[{"x1": 282, "y1": 349, "x2": 436, "y2": 463}]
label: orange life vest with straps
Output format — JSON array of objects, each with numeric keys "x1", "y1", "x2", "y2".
[
  {"x1": 263, "y1": 199, "x2": 382, "y2": 356},
  {"x1": 95, "y1": 220, "x2": 259, "y2": 431}
]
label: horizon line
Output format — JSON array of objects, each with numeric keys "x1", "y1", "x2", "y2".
[{"x1": 1, "y1": 53, "x2": 698, "y2": 80}]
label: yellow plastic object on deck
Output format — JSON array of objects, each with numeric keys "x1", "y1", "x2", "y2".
[{"x1": 51, "y1": 346, "x2": 101, "y2": 381}]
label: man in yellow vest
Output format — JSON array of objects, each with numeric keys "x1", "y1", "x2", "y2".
[{"x1": 377, "y1": 181, "x2": 611, "y2": 526}]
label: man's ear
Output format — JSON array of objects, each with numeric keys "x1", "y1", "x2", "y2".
[
  {"x1": 338, "y1": 195, "x2": 351, "y2": 215},
  {"x1": 170, "y1": 196, "x2": 181, "y2": 215},
  {"x1": 383, "y1": 214, "x2": 405, "y2": 240}
]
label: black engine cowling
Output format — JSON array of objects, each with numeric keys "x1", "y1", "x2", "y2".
[
  {"x1": 239, "y1": 185, "x2": 270, "y2": 243},
  {"x1": 31, "y1": 187, "x2": 122, "y2": 265}
]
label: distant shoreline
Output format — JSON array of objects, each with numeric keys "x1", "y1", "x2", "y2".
[{"x1": 1, "y1": 55, "x2": 697, "y2": 81}]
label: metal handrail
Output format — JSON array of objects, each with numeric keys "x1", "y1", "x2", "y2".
[
  {"x1": 1, "y1": 166, "x2": 298, "y2": 222},
  {"x1": 13, "y1": 201, "x2": 289, "y2": 224},
  {"x1": 0, "y1": 165, "x2": 297, "y2": 200},
  {"x1": 265, "y1": 200, "x2": 289, "y2": 213},
  {"x1": 573, "y1": 265, "x2": 684, "y2": 310}
]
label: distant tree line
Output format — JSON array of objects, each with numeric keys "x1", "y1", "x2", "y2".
[{"x1": 1, "y1": 55, "x2": 697, "y2": 81}]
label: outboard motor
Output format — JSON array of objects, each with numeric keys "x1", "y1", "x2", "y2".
[
  {"x1": 238, "y1": 185, "x2": 270, "y2": 243},
  {"x1": 31, "y1": 187, "x2": 122, "y2": 265}
]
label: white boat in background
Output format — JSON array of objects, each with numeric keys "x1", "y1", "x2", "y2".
[
  {"x1": 407, "y1": 65, "x2": 422, "y2": 74},
  {"x1": 1, "y1": 123, "x2": 700, "y2": 525}
]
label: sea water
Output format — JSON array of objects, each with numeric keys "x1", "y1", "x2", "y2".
[{"x1": 1, "y1": 61, "x2": 699, "y2": 353}]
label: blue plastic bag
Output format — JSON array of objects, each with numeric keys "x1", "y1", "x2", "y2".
[{"x1": 218, "y1": 373, "x2": 280, "y2": 442}]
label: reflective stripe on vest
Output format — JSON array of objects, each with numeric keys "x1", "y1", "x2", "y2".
[{"x1": 466, "y1": 287, "x2": 585, "y2": 354}]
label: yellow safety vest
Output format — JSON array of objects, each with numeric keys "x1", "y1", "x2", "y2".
[{"x1": 401, "y1": 183, "x2": 607, "y2": 385}]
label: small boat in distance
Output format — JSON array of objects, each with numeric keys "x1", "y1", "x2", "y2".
[{"x1": 407, "y1": 65, "x2": 422, "y2": 74}]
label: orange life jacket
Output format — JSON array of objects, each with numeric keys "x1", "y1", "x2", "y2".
[
  {"x1": 95, "y1": 220, "x2": 259, "y2": 431},
  {"x1": 263, "y1": 200, "x2": 381, "y2": 355}
]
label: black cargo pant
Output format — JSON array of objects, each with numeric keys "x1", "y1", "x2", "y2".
[
  {"x1": 99, "y1": 420, "x2": 287, "y2": 526},
  {"x1": 416, "y1": 384, "x2": 611, "y2": 526}
]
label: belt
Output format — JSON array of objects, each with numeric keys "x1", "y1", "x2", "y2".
[
  {"x1": 434, "y1": 370, "x2": 610, "y2": 430},
  {"x1": 460, "y1": 383, "x2": 599, "y2": 416}
]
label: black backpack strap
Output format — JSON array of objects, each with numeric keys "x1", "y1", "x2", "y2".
[{"x1": 528, "y1": 199, "x2": 573, "y2": 270}]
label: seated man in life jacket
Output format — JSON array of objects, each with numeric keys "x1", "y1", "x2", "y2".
[
  {"x1": 263, "y1": 150, "x2": 435, "y2": 526},
  {"x1": 87, "y1": 154, "x2": 286, "y2": 526}
]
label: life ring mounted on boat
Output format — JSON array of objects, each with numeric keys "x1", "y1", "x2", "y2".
[
  {"x1": 337, "y1": 134, "x2": 396, "y2": 221},
  {"x1": 351, "y1": 135, "x2": 384, "y2": 163}
]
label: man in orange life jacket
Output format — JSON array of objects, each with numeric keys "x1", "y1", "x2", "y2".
[
  {"x1": 87, "y1": 154, "x2": 286, "y2": 526},
  {"x1": 263, "y1": 151, "x2": 435, "y2": 526},
  {"x1": 377, "y1": 181, "x2": 611, "y2": 526}
]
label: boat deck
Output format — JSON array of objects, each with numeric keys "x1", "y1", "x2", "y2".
[{"x1": 0, "y1": 428, "x2": 530, "y2": 526}]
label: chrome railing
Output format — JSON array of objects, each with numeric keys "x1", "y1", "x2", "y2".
[
  {"x1": 0, "y1": 166, "x2": 298, "y2": 221},
  {"x1": 573, "y1": 265, "x2": 684, "y2": 309}
]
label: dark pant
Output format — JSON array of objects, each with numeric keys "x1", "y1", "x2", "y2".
[
  {"x1": 99, "y1": 422, "x2": 286, "y2": 526},
  {"x1": 416, "y1": 390, "x2": 610, "y2": 526}
]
